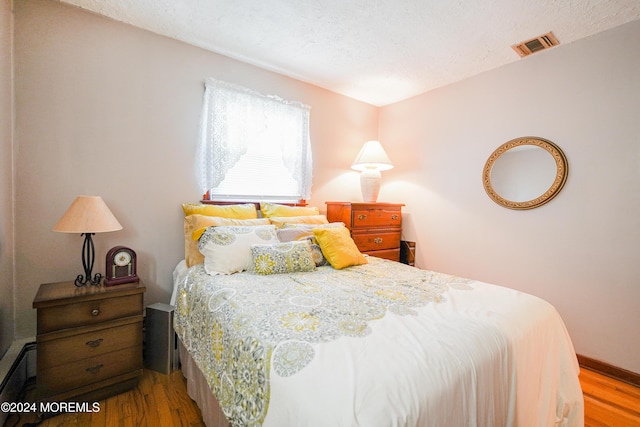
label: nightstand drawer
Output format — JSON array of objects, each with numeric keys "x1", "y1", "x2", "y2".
[
  {"x1": 38, "y1": 320, "x2": 142, "y2": 369},
  {"x1": 38, "y1": 345, "x2": 142, "y2": 394},
  {"x1": 37, "y1": 294, "x2": 143, "y2": 334},
  {"x1": 353, "y1": 231, "x2": 401, "y2": 251},
  {"x1": 352, "y1": 208, "x2": 401, "y2": 228}
]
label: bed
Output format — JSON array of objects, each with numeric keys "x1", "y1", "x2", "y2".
[{"x1": 172, "y1": 203, "x2": 583, "y2": 427}]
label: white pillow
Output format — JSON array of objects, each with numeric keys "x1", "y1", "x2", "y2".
[{"x1": 198, "y1": 225, "x2": 278, "y2": 275}]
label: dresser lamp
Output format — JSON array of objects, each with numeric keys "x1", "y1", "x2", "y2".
[
  {"x1": 53, "y1": 195, "x2": 122, "y2": 287},
  {"x1": 351, "y1": 140, "x2": 394, "y2": 203}
]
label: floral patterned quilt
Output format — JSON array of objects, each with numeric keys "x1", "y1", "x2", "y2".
[{"x1": 174, "y1": 256, "x2": 583, "y2": 427}]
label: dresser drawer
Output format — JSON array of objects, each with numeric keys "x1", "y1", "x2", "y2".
[
  {"x1": 353, "y1": 231, "x2": 401, "y2": 252},
  {"x1": 351, "y1": 208, "x2": 401, "y2": 229},
  {"x1": 37, "y1": 294, "x2": 143, "y2": 334},
  {"x1": 365, "y1": 248, "x2": 401, "y2": 262},
  {"x1": 38, "y1": 320, "x2": 142, "y2": 369},
  {"x1": 38, "y1": 345, "x2": 142, "y2": 394}
]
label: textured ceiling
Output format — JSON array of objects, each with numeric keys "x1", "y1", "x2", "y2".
[{"x1": 60, "y1": 0, "x2": 640, "y2": 106}]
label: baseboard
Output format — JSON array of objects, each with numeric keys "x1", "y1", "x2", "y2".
[
  {"x1": 577, "y1": 354, "x2": 640, "y2": 388},
  {"x1": 0, "y1": 339, "x2": 37, "y2": 426}
]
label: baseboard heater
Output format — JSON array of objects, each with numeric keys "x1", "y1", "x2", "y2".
[{"x1": 0, "y1": 339, "x2": 37, "y2": 425}]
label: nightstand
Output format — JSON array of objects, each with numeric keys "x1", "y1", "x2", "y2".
[
  {"x1": 32, "y1": 280, "x2": 145, "y2": 403},
  {"x1": 326, "y1": 202, "x2": 404, "y2": 261}
]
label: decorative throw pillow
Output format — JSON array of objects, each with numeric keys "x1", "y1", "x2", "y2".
[
  {"x1": 184, "y1": 215, "x2": 270, "y2": 267},
  {"x1": 276, "y1": 227, "x2": 313, "y2": 242},
  {"x1": 251, "y1": 241, "x2": 316, "y2": 275},
  {"x1": 199, "y1": 225, "x2": 278, "y2": 275},
  {"x1": 268, "y1": 215, "x2": 328, "y2": 228},
  {"x1": 260, "y1": 202, "x2": 319, "y2": 218},
  {"x1": 182, "y1": 203, "x2": 258, "y2": 219},
  {"x1": 276, "y1": 228, "x2": 328, "y2": 267},
  {"x1": 282, "y1": 222, "x2": 345, "y2": 230},
  {"x1": 307, "y1": 242, "x2": 329, "y2": 267},
  {"x1": 312, "y1": 226, "x2": 368, "y2": 270},
  {"x1": 190, "y1": 217, "x2": 271, "y2": 241}
]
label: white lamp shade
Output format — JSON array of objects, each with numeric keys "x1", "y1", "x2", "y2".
[
  {"x1": 53, "y1": 195, "x2": 122, "y2": 233},
  {"x1": 351, "y1": 140, "x2": 393, "y2": 172}
]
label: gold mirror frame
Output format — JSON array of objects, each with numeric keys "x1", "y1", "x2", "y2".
[{"x1": 482, "y1": 137, "x2": 568, "y2": 210}]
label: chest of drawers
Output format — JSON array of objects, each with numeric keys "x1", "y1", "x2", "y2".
[
  {"x1": 32, "y1": 280, "x2": 145, "y2": 403},
  {"x1": 326, "y1": 202, "x2": 404, "y2": 261}
]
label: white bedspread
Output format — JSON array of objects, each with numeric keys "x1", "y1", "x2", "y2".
[{"x1": 174, "y1": 257, "x2": 583, "y2": 427}]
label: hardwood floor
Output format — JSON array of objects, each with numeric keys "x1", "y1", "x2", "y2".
[
  {"x1": 581, "y1": 368, "x2": 640, "y2": 427},
  {"x1": 5, "y1": 367, "x2": 639, "y2": 426},
  {"x1": 4, "y1": 369, "x2": 204, "y2": 427}
]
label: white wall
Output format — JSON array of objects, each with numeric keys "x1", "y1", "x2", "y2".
[
  {"x1": 12, "y1": 0, "x2": 377, "y2": 340},
  {"x1": 0, "y1": 0, "x2": 15, "y2": 357},
  {"x1": 379, "y1": 20, "x2": 640, "y2": 373}
]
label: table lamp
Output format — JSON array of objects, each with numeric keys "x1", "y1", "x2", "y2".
[
  {"x1": 53, "y1": 195, "x2": 122, "y2": 287},
  {"x1": 351, "y1": 140, "x2": 393, "y2": 202}
]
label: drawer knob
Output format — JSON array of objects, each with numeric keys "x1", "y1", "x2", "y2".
[
  {"x1": 374, "y1": 238, "x2": 383, "y2": 244},
  {"x1": 86, "y1": 364, "x2": 104, "y2": 374},
  {"x1": 357, "y1": 214, "x2": 367, "y2": 220},
  {"x1": 86, "y1": 338, "x2": 103, "y2": 348},
  {"x1": 391, "y1": 214, "x2": 399, "y2": 220},
  {"x1": 90, "y1": 309, "x2": 100, "y2": 316}
]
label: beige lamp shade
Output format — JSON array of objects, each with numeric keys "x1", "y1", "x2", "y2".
[
  {"x1": 53, "y1": 196, "x2": 122, "y2": 233},
  {"x1": 351, "y1": 141, "x2": 393, "y2": 203}
]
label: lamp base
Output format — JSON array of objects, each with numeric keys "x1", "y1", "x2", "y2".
[
  {"x1": 75, "y1": 273, "x2": 102, "y2": 287},
  {"x1": 74, "y1": 233, "x2": 102, "y2": 287},
  {"x1": 360, "y1": 169, "x2": 382, "y2": 203}
]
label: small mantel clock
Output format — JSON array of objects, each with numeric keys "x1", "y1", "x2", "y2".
[{"x1": 104, "y1": 246, "x2": 139, "y2": 286}]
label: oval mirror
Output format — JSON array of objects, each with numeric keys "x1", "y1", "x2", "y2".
[{"x1": 483, "y1": 137, "x2": 568, "y2": 210}]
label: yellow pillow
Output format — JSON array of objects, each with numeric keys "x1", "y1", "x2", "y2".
[
  {"x1": 182, "y1": 203, "x2": 258, "y2": 219},
  {"x1": 260, "y1": 202, "x2": 319, "y2": 218},
  {"x1": 312, "y1": 226, "x2": 368, "y2": 270},
  {"x1": 184, "y1": 215, "x2": 270, "y2": 267},
  {"x1": 268, "y1": 215, "x2": 328, "y2": 228}
]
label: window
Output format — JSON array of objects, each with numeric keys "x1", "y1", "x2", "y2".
[{"x1": 197, "y1": 78, "x2": 312, "y2": 202}]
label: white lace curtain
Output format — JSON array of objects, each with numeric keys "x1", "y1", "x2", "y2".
[{"x1": 197, "y1": 78, "x2": 313, "y2": 200}]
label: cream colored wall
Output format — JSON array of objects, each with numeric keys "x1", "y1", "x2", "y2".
[
  {"x1": 379, "y1": 20, "x2": 640, "y2": 373},
  {"x1": 0, "y1": 0, "x2": 15, "y2": 357},
  {"x1": 11, "y1": 0, "x2": 639, "y2": 374},
  {"x1": 12, "y1": 0, "x2": 377, "y2": 339}
]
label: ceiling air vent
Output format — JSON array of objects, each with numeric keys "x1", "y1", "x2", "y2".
[{"x1": 512, "y1": 32, "x2": 559, "y2": 57}]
